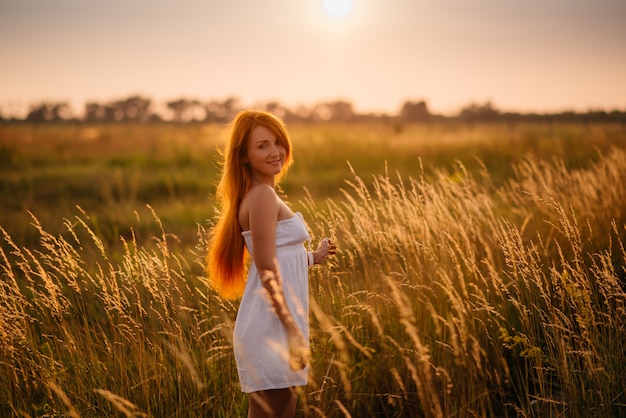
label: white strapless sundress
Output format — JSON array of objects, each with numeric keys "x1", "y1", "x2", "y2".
[{"x1": 233, "y1": 212, "x2": 310, "y2": 393}]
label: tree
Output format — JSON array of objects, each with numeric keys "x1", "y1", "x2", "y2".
[
  {"x1": 399, "y1": 100, "x2": 431, "y2": 122},
  {"x1": 203, "y1": 97, "x2": 240, "y2": 123},
  {"x1": 84, "y1": 102, "x2": 107, "y2": 122},
  {"x1": 263, "y1": 101, "x2": 289, "y2": 120},
  {"x1": 310, "y1": 100, "x2": 355, "y2": 121},
  {"x1": 84, "y1": 96, "x2": 153, "y2": 122},
  {"x1": 167, "y1": 98, "x2": 204, "y2": 122},
  {"x1": 115, "y1": 95, "x2": 152, "y2": 122},
  {"x1": 459, "y1": 101, "x2": 500, "y2": 122},
  {"x1": 167, "y1": 98, "x2": 192, "y2": 123},
  {"x1": 26, "y1": 102, "x2": 72, "y2": 122}
]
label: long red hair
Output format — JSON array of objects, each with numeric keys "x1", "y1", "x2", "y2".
[{"x1": 206, "y1": 110, "x2": 293, "y2": 299}]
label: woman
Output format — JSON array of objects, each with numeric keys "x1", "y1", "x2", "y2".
[{"x1": 207, "y1": 110, "x2": 336, "y2": 417}]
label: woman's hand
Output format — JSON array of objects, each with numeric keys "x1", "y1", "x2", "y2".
[
  {"x1": 287, "y1": 326, "x2": 310, "y2": 370},
  {"x1": 313, "y1": 238, "x2": 337, "y2": 265}
]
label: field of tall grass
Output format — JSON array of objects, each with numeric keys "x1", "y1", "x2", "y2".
[{"x1": 1, "y1": 121, "x2": 625, "y2": 417}]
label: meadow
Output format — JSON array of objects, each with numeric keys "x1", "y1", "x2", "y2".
[{"x1": 1, "y1": 121, "x2": 625, "y2": 417}]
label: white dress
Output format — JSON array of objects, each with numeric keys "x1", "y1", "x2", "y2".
[{"x1": 233, "y1": 212, "x2": 310, "y2": 393}]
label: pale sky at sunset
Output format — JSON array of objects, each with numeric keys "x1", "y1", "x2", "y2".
[{"x1": 1, "y1": 0, "x2": 625, "y2": 117}]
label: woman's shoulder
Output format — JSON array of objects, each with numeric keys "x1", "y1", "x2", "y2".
[
  {"x1": 239, "y1": 184, "x2": 279, "y2": 224},
  {"x1": 243, "y1": 184, "x2": 278, "y2": 205}
]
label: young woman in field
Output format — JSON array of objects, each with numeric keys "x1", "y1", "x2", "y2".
[{"x1": 207, "y1": 110, "x2": 336, "y2": 417}]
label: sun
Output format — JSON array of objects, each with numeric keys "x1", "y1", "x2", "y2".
[{"x1": 324, "y1": 0, "x2": 352, "y2": 17}]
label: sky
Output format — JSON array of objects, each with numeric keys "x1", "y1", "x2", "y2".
[{"x1": 1, "y1": 0, "x2": 625, "y2": 117}]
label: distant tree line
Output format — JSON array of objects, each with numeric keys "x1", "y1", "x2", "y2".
[{"x1": 1, "y1": 95, "x2": 625, "y2": 124}]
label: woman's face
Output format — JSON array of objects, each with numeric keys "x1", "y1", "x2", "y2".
[{"x1": 245, "y1": 125, "x2": 286, "y2": 183}]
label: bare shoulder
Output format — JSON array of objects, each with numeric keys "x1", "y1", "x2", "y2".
[
  {"x1": 243, "y1": 184, "x2": 279, "y2": 208},
  {"x1": 239, "y1": 184, "x2": 279, "y2": 230}
]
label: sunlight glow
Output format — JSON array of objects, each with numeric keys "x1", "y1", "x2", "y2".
[{"x1": 324, "y1": 0, "x2": 352, "y2": 17}]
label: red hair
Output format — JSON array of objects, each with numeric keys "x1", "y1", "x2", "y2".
[{"x1": 206, "y1": 110, "x2": 293, "y2": 299}]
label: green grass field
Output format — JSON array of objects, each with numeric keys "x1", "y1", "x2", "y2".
[{"x1": 1, "y1": 121, "x2": 625, "y2": 417}]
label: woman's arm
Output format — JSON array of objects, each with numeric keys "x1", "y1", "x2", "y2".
[{"x1": 246, "y1": 185, "x2": 310, "y2": 370}]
